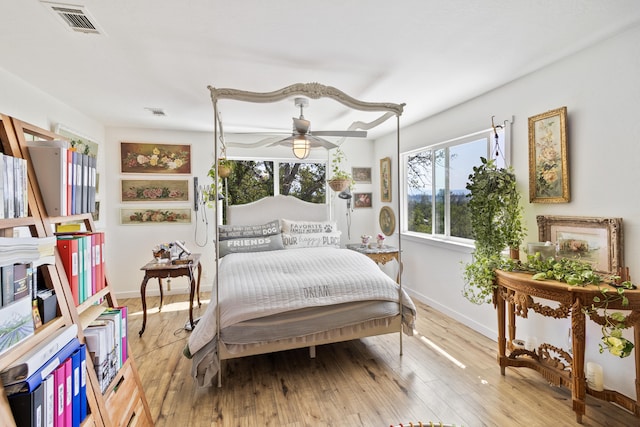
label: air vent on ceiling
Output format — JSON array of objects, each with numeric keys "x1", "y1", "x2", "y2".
[
  {"x1": 145, "y1": 108, "x2": 167, "y2": 117},
  {"x1": 41, "y1": 1, "x2": 104, "y2": 34}
]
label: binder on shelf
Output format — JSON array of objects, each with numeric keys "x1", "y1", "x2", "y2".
[
  {"x1": 63, "y1": 356, "x2": 72, "y2": 427},
  {"x1": 73, "y1": 151, "x2": 81, "y2": 215},
  {"x1": 0, "y1": 324, "x2": 78, "y2": 386},
  {"x1": 71, "y1": 348, "x2": 81, "y2": 427},
  {"x1": 66, "y1": 149, "x2": 73, "y2": 217},
  {"x1": 56, "y1": 237, "x2": 79, "y2": 306},
  {"x1": 7, "y1": 380, "x2": 44, "y2": 427},
  {"x1": 26, "y1": 145, "x2": 68, "y2": 217},
  {"x1": 4, "y1": 154, "x2": 15, "y2": 218},
  {"x1": 4, "y1": 338, "x2": 80, "y2": 396},
  {"x1": 1, "y1": 263, "x2": 14, "y2": 305},
  {"x1": 53, "y1": 362, "x2": 65, "y2": 427},
  {"x1": 78, "y1": 344, "x2": 87, "y2": 422},
  {"x1": 44, "y1": 373, "x2": 54, "y2": 427},
  {"x1": 88, "y1": 155, "x2": 96, "y2": 213}
]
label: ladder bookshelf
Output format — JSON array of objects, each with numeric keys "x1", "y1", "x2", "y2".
[{"x1": 0, "y1": 114, "x2": 153, "y2": 427}]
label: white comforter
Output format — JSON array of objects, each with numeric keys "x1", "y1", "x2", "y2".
[{"x1": 188, "y1": 247, "x2": 415, "y2": 356}]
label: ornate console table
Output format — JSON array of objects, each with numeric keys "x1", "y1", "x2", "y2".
[{"x1": 494, "y1": 270, "x2": 640, "y2": 423}]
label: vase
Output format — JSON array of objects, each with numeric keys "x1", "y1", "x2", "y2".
[{"x1": 377, "y1": 240, "x2": 384, "y2": 248}]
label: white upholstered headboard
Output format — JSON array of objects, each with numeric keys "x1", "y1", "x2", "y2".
[{"x1": 226, "y1": 195, "x2": 329, "y2": 225}]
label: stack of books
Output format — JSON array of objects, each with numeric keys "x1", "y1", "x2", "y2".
[{"x1": 0, "y1": 153, "x2": 28, "y2": 219}]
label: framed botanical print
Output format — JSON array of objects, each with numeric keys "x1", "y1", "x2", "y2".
[
  {"x1": 120, "y1": 207, "x2": 192, "y2": 224},
  {"x1": 380, "y1": 157, "x2": 391, "y2": 202},
  {"x1": 528, "y1": 107, "x2": 569, "y2": 203},
  {"x1": 121, "y1": 142, "x2": 191, "y2": 174},
  {"x1": 121, "y1": 179, "x2": 189, "y2": 202},
  {"x1": 352, "y1": 167, "x2": 372, "y2": 183}
]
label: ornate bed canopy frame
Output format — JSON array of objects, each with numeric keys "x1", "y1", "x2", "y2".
[{"x1": 207, "y1": 83, "x2": 406, "y2": 385}]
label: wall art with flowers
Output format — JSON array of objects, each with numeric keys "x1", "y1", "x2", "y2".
[
  {"x1": 120, "y1": 207, "x2": 191, "y2": 225},
  {"x1": 528, "y1": 106, "x2": 569, "y2": 203},
  {"x1": 121, "y1": 142, "x2": 191, "y2": 174},
  {"x1": 121, "y1": 179, "x2": 189, "y2": 203}
]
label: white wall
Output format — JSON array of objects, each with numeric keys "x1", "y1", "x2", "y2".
[
  {"x1": 104, "y1": 128, "x2": 216, "y2": 298},
  {"x1": 376, "y1": 24, "x2": 640, "y2": 397}
]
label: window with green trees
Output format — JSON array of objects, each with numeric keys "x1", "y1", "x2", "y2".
[
  {"x1": 404, "y1": 128, "x2": 505, "y2": 241},
  {"x1": 221, "y1": 159, "x2": 326, "y2": 206}
]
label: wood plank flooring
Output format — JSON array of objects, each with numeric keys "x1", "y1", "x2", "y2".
[{"x1": 123, "y1": 293, "x2": 638, "y2": 426}]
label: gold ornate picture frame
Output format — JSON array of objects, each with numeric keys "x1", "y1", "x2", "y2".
[
  {"x1": 380, "y1": 157, "x2": 391, "y2": 202},
  {"x1": 528, "y1": 107, "x2": 569, "y2": 203},
  {"x1": 537, "y1": 215, "x2": 623, "y2": 275}
]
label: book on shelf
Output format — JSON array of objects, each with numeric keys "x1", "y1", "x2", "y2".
[
  {"x1": 0, "y1": 296, "x2": 34, "y2": 357},
  {"x1": 27, "y1": 145, "x2": 68, "y2": 217},
  {"x1": 63, "y1": 356, "x2": 72, "y2": 427},
  {"x1": 0, "y1": 324, "x2": 78, "y2": 386},
  {"x1": 43, "y1": 373, "x2": 54, "y2": 427},
  {"x1": 53, "y1": 360, "x2": 65, "y2": 427}
]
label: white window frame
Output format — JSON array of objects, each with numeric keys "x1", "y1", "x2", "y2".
[{"x1": 400, "y1": 122, "x2": 511, "y2": 249}]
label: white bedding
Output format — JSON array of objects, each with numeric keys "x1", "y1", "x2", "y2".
[{"x1": 188, "y1": 247, "x2": 415, "y2": 357}]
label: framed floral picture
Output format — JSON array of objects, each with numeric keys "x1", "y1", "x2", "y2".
[
  {"x1": 537, "y1": 215, "x2": 623, "y2": 275},
  {"x1": 353, "y1": 192, "x2": 372, "y2": 208},
  {"x1": 380, "y1": 157, "x2": 391, "y2": 202},
  {"x1": 121, "y1": 142, "x2": 191, "y2": 174},
  {"x1": 352, "y1": 167, "x2": 372, "y2": 183},
  {"x1": 120, "y1": 207, "x2": 191, "y2": 224},
  {"x1": 121, "y1": 179, "x2": 189, "y2": 202},
  {"x1": 528, "y1": 107, "x2": 569, "y2": 203}
]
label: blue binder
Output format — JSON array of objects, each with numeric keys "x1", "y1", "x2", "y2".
[
  {"x1": 79, "y1": 343, "x2": 87, "y2": 421},
  {"x1": 71, "y1": 347, "x2": 81, "y2": 427}
]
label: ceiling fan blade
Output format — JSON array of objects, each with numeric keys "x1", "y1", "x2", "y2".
[
  {"x1": 267, "y1": 135, "x2": 294, "y2": 147},
  {"x1": 293, "y1": 117, "x2": 310, "y2": 134},
  {"x1": 312, "y1": 130, "x2": 367, "y2": 138},
  {"x1": 305, "y1": 135, "x2": 338, "y2": 149}
]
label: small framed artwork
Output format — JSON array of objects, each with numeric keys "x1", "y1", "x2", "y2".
[
  {"x1": 528, "y1": 107, "x2": 569, "y2": 203},
  {"x1": 121, "y1": 179, "x2": 189, "y2": 202},
  {"x1": 537, "y1": 215, "x2": 623, "y2": 275},
  {"x1": 120, "y1": 207, "x2": 192, "y2": 224},
  {"x1": 353, "y1": 192, "x2": 372, "y2": 208},
  {"x1": 352, "y1": 167, "x2": 372, "y2": 183},
  {"x1": 121, "y1": 142, "x2": 191, "y2": 174},
  {"x1": 380, "y1": 157, "x2": 391, "y2": 202},
  {"x1": 379, "y1": 206, "x2": 396, "y2": 236}
]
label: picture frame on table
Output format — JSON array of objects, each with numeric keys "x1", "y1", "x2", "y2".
[
  {"x1": 380, "y1": 157, "x2": 391, "y2": 202},
  {"x1": 537, "y1": 215, "x2": 623, "y2": 275},
  {"x1": 528, "y1": 106, "x2": 569, "y2": 203},
  {"x1": 120, "y1": 142, "x2": 191, "y2": 174},
  {"x1": 121, "y1": 179, "x2": 190, "y2": 202},
  {"x1": 352, "y1": 167, "x2": 372, "y2": 183}
]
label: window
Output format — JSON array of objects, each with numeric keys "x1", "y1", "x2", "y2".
[
  {"x1": 222, "y1": 159, "x2": 326, "y2": 205},
  {"x1": 403, "y1": 128, "x2": 506, "y2": 242}
]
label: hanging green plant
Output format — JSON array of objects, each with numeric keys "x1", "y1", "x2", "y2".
[{"x1": 462, "y1": 157, "x2": 526, "y2": 304}]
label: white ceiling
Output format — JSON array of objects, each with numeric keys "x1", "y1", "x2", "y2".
[{"x1": 2, "y1": 1, "x2": 640, "y2": 139}]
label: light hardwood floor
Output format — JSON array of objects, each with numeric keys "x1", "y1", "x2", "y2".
[{"x1": 122, "y1": 293, "x2": 638, "y2": 426}]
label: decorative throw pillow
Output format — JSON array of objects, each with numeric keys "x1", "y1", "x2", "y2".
[
  {"x1": 218, "y1": 219, "x2": 280, "y2": 241},
  {"x1": 218, "y1": 233, "x2": 285, "y2": 257},
  {"x1": 280, "y1": 219, "x2": 338, "y2": 235},
  {"x1": 282, "y1": 231, "x2": 342, "y2": 249}
]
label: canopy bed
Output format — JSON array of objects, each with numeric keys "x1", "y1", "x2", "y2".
[{"x1": 186, "y1": 83, "x2": 413, "y2": 387}]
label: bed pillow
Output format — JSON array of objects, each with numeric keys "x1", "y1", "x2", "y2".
[
  {"x1": 281, "y1": 219, "x2": 338, "y2": 235},
  {"x1": 218, "y1": 219, "x2": 280, "y2": 241},
  {"x1": 282, "y1": 231, "x2": 342, "y2": 249},
  {"x1": 218, "y1": 233, "x2": 285, "y2": 257}
]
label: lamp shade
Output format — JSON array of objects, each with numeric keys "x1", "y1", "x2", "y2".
[{"x1": 292, "y1": 136, "x2": 310, "y2": 159}]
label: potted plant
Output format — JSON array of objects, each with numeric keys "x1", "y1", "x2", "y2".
[
  {"x1": 462, "y1": 157, "x2": 526, "y2": 304},
  {"x1": 217, "y1": 158, "x2": 232, "y2": 178},
  {"x1": 328, "y1": 147, "x2": 353, "y2": 192}
]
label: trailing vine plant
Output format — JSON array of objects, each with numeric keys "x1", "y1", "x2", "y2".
[{"x1": 462, "y1": 157, "x2": 526, "y2": 304}]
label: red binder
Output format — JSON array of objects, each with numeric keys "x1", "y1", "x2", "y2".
[{"x1": 57, "y1": 238, "x2": 79, "y2": 306}]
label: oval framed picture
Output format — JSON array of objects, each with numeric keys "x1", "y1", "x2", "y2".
[{"x1": 379, "y1": 206, "x2": 396, "y2": 236}]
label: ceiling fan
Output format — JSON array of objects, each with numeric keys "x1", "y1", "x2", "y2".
[{"x1": 271, "y1": 97, "x2": 367, "y2": 159}]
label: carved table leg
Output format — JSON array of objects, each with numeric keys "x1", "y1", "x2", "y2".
[
  {"x1": 571, "y1": 298, "x2": 586, "y2": 424},
  {"x1": 158, "y1": 277, "x2": 164, "y2": 311},
  {"x1": 188, "y1": 267, "x2": 195, "y2": 330},
  {"x1": 495, "y1": 287, "x2": 507, "y2": 375},
  {"x1": 139, "y1": 274, "x2": 151, "y2": 336},
  {"x1": 196, "y1": 261, "x2": 202, "y2": 307}
]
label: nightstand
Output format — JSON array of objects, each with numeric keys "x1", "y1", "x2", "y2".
[{"x1": 346, "y1": 244, "x2": 400, "y2": 282}]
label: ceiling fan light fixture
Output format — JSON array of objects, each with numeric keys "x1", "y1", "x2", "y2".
[{"x1": 292, "y1": 136, "x2": 310, "y2": 159}]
